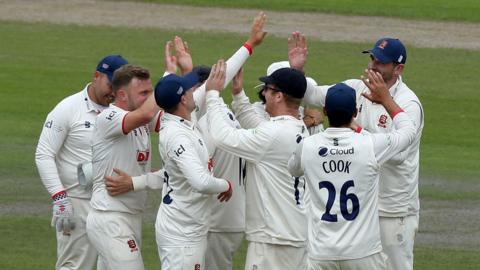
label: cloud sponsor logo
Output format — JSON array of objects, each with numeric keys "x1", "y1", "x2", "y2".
[{"x1": 318, "y1": 147, "x2": 354, "y2": 157}]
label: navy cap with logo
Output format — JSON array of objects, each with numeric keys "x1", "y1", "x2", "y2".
[
  {"x1": 362, "y1": 38, "x2": 407, "y2": 64},
  {"x1": 325, "y1": 83, "x2": 357, "y2": 117},
  {"x1": 96, "y1": 55, "x2": 129, "y2": 82},
  {"x1": 258, "y1": 68, "x2": 307, "y2": 99},
  {"x1": 154, "y1": 72, "x2": 199, "y2": 110}
]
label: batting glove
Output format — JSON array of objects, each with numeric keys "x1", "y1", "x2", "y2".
[{"x1": 51, "y1": 191, "x2": 75, "y2": 234}]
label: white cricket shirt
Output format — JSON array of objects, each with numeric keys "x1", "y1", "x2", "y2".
[
  {"x1": 288, "y1": 112, "x2": 416, "y2": 260},
  {"x1": 197, "y1": 101, "x2": 246, "y2": 233},
  {"x1": 90, "y1": 104, "x2": 152, "y2": 214},
  {"x1": 207, "y1": 90, "x2": 309, "y2": 247},
  {"x1": 35, "y1": 84, "x2": 106, "y2": 198},
  {"x1": 303, "y1": 77, "x2": 424, "y2": 217},
  {"x1": 155, "y1": 113, "x2": 229, "y2": 246}
]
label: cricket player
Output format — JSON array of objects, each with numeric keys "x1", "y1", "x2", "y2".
[
  {"x1": 196, "y1": 69, "x2": 246, "y2": 270},
  {"x1": 35, "y1": 55, "x2": 128, "y2": 270},
  {"x1": 292, "y1": 34, "x2": 424, "y2": 270},
  {"x1": 153, "y1": 72, "x2": 233, "y2": 270},
  {"x1": 86, "y1": 64, "x2": 161, "y2": 270},
  {"x1": 288, "y1": 80, "x2": 416, "y2": 269},
  {"x1": 206, "y1": 61, "x2": 309, "y2": 270}
]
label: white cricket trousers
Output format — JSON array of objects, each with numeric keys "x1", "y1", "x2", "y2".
[
  {"x1": 86, "y1": 209, "x2": 144, "y2": 270},
  {"x1": 306, "y1": 252, "x2": 388, "y2": 270},
  {"x1": 55, "y1": 197, "x2": 97, "y2": 270},
  {"x1": 379, "y1": 215, "x2": 419, "y2": 270},
  {"x1": 244, "y1": 241, "x2": 306, "y2": 270},
  {"x1": 205, "y1": 231, "x2": 244, "y2": 270},
  {"x1": 157, "y1": 237, "x2": 208, "y2": 270}
]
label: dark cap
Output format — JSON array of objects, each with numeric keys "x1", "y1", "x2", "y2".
[
  {"x1": 154, "y1": 72, "x2": 199, "y2": 110},
  {"x1": 192, "y1": 65, "x2": 211, "y2": 84},
  {"x1": 259, "y1": 68, "x2": 306, "y2": 99},
  {"x1": 362, "y1": 38, "x2": 407, "y2": 64},
  {"x1": 325, "y1": 83, "x2": 357, "y2": 116},
  {"x1": 96, "y1": 55, "x2": 129, "y2": 82}
]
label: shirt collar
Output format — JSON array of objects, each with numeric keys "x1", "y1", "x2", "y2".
[
  {"x1": 82, "y1": 83, "x2": 105, "y2": 114},
  {"x1": 324, "y1": 127, "x2": 354, "y2": 134},
  {"x1": 389, "y1": 76, "x2": 402, "y2": 97},
  {"x1": 163, "y1": 112, "x2": 195, "y2": 130},
  {"x1": 270, "y1": 115, "x2": 300, "y2": 122}
]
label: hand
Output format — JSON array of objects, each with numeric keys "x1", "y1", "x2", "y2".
[
  {"x1": 205, "y1": 59, "x2": 227, "y2": 92},
  {"x1": 174, "y1": 36, "x2": 193, "y2": 75},
  {"x1": 288, "y1": 31, "x2": 308, "y2": 72},
  {"x1": 361, "y1": 69, "x2": 391, "y2": 104},
  {"x1": 51, "y1": 194, "x2": 75, "y2": 235},
  {"x1": 164, "y1": 40, "x2": 177, "y2": 74},
  {"x1": 303, "y1": 107, "x2": 323, "y2": 127},
  {"x1": 105, "y1": 168, "x2": 134, "y2": 196},
  {"x1": 245, "y1": 11, "x2": 268, "y2": 48},
  {"x1": 232, "y1": 68, "x2": 244, "y2": 95},
  {"x1": 217, "y1": 180, "x2": 233, "y2": 202}
]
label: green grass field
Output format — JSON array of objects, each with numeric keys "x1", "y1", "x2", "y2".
[
  {"x1": 132, "y1": 0, "x2": 480, "y2": 22},
  {"x1": 1, "y1": 7, "x2": 479, "y2": 270}
]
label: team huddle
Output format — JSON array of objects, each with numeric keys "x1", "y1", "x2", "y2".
[{"x1": 35, "y1": 11, "x2": 423, "y2": 270}]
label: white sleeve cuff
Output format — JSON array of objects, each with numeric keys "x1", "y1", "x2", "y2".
[{"x1": 132, "y1": 175, "x2": 147, "y2": 191}]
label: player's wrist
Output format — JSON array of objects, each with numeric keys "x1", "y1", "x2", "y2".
[
  {"x1": 51, "y1": 190, "x2": 67, "y2": 201},
  {"x1": 226, "y1": 180, "x2": 232, "y2": 193},
  {"x1": 243, "y1": 42, "x2": 253, "y2": 55}
]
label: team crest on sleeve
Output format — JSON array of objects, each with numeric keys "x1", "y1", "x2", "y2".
[
  {"x1": 127, "y1": 239, "x2": 138, "y2": 252},
  {"x1": 377, "y1": 114, "x2": 388, "y2": 128},
  {"x1": 194, "y1": 264, "x2": 201, "y2": 270}
]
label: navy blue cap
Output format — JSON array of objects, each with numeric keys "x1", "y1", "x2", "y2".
[
  {"x1": 154, "y1": 72, "x2": 199, "y2": 109},
  {"x1": 96, "y1": 55, "x2": 129, "y2": 82},
  {"x1": 259, "y1": 68, "x2": 307, "y2": 99},
  {"x1": 325, "y1": 83, "x2": 357, "y2": 116},
  {"x1": 363, "y1": 38, "x2": 407, "y2": 64}
]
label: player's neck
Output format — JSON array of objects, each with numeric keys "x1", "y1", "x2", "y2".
[
  {"x1": 87, "y1": 84, "x2": 100, "y2": 105},
  {"x1": 385, "y1": 76, "x2": 399, "y2": 90},
  {"x1": 170, "y1": 106, "x2": 191, "y2": 122},
  {"x1": 269, "y1": 105, "x2": 299, "y2": 119},
  {"x1": 112, "y1": 100, "x2": 129, "y2": 111}
]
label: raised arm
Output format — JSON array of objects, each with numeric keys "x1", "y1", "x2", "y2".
[{"x1": 193, "y1": 11, "x2": 268, "y2": 120}]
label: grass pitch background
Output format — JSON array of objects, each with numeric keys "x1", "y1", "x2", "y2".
[{"x1": 1, "y1": 2, "x2": 479, "y2": 269}]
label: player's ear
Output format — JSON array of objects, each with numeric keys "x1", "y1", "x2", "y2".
[
  {"x1": 92, "y1": 71, "x2": 102, "y2": 83},
  {"x1": 179, "y1": 94, "x2": 187, "y2": 106},
  {"x1": 116, "y1": 88, "x2": 127, "y2": 102},
  {"x1": 353, "y1": 108, "x2": 358, "y2": 118},
  {"x1": 394, "y1": 63, "x2": 404, "y2": 76}
]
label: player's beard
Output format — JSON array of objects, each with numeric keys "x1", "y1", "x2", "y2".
[
  {"x1": 371, "y1": 68, "x2": 395, "y2": 86},
  {"x1": 126, "y1": 91, "x2": 140, "y2": 111}
]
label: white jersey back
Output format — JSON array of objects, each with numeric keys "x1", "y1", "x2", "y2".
[
  {"x1": 208, "y1": 91, "x2": 309, "y2": 247},
  {"x1": 156, "y1": 113, "x2": 228, "y2": 245},
  {"x1": 90, "y1": 105, "x2": 151, "y2": 214},
  {"x1": 197, "y1": 105, "x2": 246, "y2": 232},
  {"x1": 301, "y1": 128, "x2": 382, "y2": 260}
]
